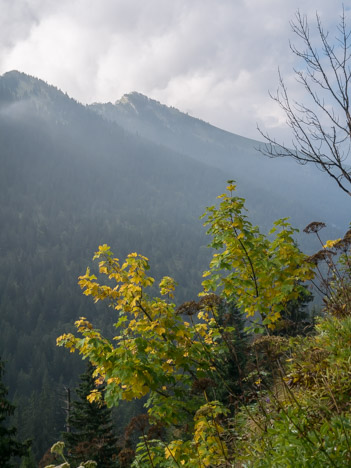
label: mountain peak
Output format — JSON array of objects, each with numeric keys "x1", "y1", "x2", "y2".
[
  {"x1": 115, "y1": 92, "x2": 166, "y2": 116},
  {"x1": 1, "y1": 70, "x2": 48, "y2": 91},
  {"x1": 2, "y1": 70, "x2": 23, "y2": 78},
  {"x1": 0, "y1": 70, "x2": 59, "y2": 105},
  {"x1": 117, "y1": 91, "x2": 157, "y2": 104},
  {"x1": 2, "y1": 70, "x2": 30, "y2": 79},
  {"x1": 0, "y1": 70, "x2": 86, "y2": 126},
  {"x1": 0, "y1": 70, "x2": 81, "y2": 105}
]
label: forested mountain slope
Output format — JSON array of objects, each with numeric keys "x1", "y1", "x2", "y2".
[
  {"x1": 0, "y1": 71, "x2": 226, "y2": 458},
  {"x1": 91, "y1": 92, "x2": 347, "y2": 232},
  {"x1": 0, "y1": 70, "x2": 348, "y2": 461}
]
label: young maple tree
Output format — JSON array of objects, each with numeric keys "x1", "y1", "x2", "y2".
[
  {"x1": 56, "y1": 183, "x2": 315, "y2": 466},
  {"x1": 201, "y1": 182, "x2": 314, "y2": 330}
]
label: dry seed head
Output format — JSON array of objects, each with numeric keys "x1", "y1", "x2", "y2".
[
  {"x1": 306, "y1": 249, "x2": 336, "y2": 264},
  {"x1": 191, "y1": 378, "x2": 215, "y2": 394},
  {"x1": 198, "y1": 294, "x2": 223, "y2": 309},
  {"x1": 303, "y1": 221, "x2": 326, "y2": 234},
  {"x1": 176, "y1": 300, "x2": 200, "y2": 316}
]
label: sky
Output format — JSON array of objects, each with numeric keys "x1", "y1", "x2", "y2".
[{"x1": 0, "y1": 0, "x2": 348, "y2": 140}]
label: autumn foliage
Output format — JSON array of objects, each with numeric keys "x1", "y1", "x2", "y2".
[{"x1": 53, "y1": 184, "x2": 351, "y2": 467}]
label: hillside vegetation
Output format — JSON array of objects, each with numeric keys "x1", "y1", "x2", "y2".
[{"x1": 51, "y1": 184, "x2": 351, "y2": 467}]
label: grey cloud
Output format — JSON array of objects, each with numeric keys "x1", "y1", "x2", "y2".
[
  {"x1": 0, "y1": 0, "x2": 348, "y2": 139},
  {"x1": 0, "y1": 0, "x2": 62, "y2": 48}
]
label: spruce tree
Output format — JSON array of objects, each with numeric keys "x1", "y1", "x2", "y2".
[
  {"x1": 274, "y1": 285, "x2": 314, "y2": 336},
  {"x1": 0, "y1": 358, "x2": 30, "y2": 467},
  {"x1": 63, "y1": 362, "x2": 118, "y2": 467},
  {"x1": 212, "y1": 299, "x2": 250, "y2": 409}
]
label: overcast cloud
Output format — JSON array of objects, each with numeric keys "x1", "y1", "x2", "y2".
[{"x1": 0, "y1": 0, "x2": 348, "y2": 139}]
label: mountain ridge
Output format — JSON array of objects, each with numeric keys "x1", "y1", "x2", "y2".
[
  {"x1": 1, "y1": 70, "x2": 347, "y2": 232},
  {"x1": 112, "y1": 90, "x2": 259, "y2": 145},
  {"x1": 89, "y1": 88, "x2": 348, "y2": 232}
]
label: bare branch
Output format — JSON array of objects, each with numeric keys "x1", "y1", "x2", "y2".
[{"x1": 259, "y1": 7, "x2": 351, "y2": 196}]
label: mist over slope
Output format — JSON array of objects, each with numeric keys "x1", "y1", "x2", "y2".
[{"x1": 91, "y1": 92, "x2": 347, "y2": 232}]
